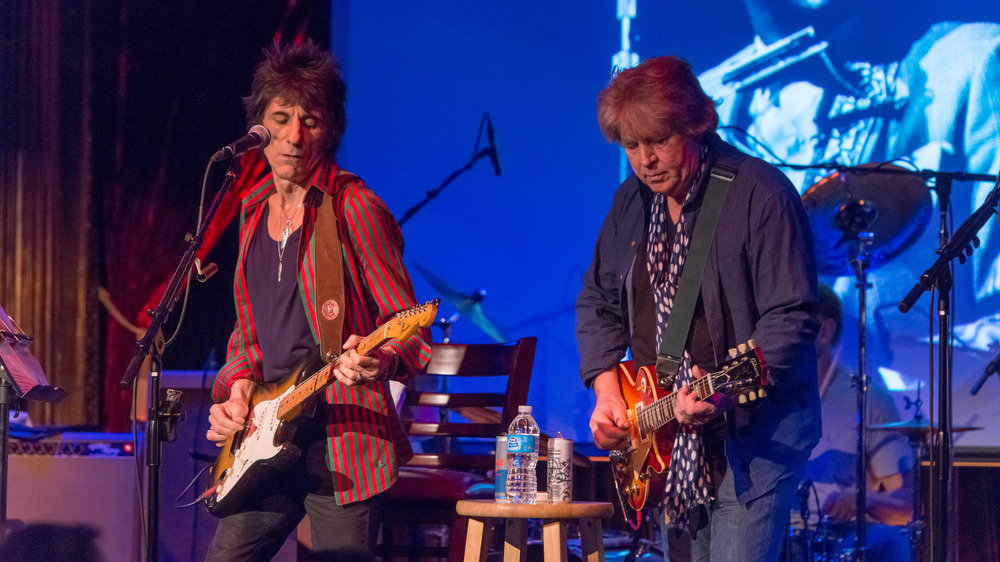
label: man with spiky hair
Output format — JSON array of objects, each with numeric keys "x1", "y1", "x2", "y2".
[{"x1": 205, "y1": 41, "x2": 430, "y2": 560}]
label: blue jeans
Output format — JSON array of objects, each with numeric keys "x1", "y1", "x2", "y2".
[{"x1": 656, "y1": 465, "x2": 799, "y2": 562}]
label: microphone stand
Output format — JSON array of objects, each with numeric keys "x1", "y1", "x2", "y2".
[
  {"x1": 119, "y1": 158, "x2": 242, "y2": 562},
  {"x1": 898, "y1": 170, "x2": 1000, "y2": 562},
  {"x1": 851, "y1": 231, "x2": 874, "y2": 562},
  {"x1": 398, "y1": 114, "x2": 498, "y2": 227},
  {"x1": 970, "y1": 350, "x2": 1000, "y2": 396}
]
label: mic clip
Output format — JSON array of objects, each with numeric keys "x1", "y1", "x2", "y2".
[
  {"x1": 160, "y1": 388, "x2": 184, "y2": 443},
  {"x1": 194, "y1": 258, "x2": 218, "y2": 283}
]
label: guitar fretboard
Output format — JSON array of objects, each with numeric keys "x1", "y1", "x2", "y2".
[
  {"x1": 275, "y1": 323, "x2": 392, "y2": 420},
  {"x1": 636, "y1": 375, "x2": 715, "y2": 436}
]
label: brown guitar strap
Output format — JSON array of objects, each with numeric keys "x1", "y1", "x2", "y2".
[{"x1": 313, "y1": 169, "x2": 355, "y2": 362}]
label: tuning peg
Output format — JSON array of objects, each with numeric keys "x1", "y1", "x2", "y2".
[
  {"x1": 738, "y1": 394, "x2": 748, "y2": 404},
  {"x1": 748, "y1": 391, "x2": 757, "y2": 401},
  {"x1": 728, "y1": 347, "x2": 738, "y2": 358},
  {"x1": 758, "y1": 388, "x2": 766, "y2": 398},
  {"x1": 747, "y1": 339, "x2": 756, "y2": 349},
  {"x1": 737, "y1": 343, "x2": 747, "y2": 354}
]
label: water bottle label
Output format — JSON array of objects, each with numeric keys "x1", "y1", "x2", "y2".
[{"x1": 506, "y1": 434, "x2": 537, "y2": 453}]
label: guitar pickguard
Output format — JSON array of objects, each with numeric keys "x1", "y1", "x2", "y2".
[{"x1": 208, "y1": 384, "x2": 301, "y2": 516}]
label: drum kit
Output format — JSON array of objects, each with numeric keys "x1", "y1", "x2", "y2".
[{"x1": 789, "y1": 163, "x2": 991, "y2": 562}]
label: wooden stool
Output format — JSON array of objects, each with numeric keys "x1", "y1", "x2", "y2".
[{"x1": 455, "y1": 499, "x2": 615, "y2": 562}]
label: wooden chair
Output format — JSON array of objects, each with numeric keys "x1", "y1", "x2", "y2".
[{"x1": 380, "y1": 337, "x2": 537, "y2": 561}]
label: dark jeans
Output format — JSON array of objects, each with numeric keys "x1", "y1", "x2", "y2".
[{"x1": 205, "y1": 491, "x2": 384, "y2": 561}]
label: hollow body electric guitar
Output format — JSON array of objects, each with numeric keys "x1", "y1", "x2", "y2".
[
  {"x1": 610, "y1": 341, "x2": 768, "y2": 528},
  {"x1": 203, "y1": 299, "x2": 439, "y2": 517}
]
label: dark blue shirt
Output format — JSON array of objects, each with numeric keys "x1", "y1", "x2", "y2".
[{"x1": 576, "y1": 134, "x2": 822, "y2": 504}]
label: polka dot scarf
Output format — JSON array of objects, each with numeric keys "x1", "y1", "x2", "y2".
[{"x1": 646, "y1": 158, "x2": 714, "y2": 528}]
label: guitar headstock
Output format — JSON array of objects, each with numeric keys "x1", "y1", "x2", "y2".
[
  {"x1": 385, "y1": 299, "x2": 440, "y2": 342},
  {"x1": 711, "y1": 339, "x2": 768, "y2": 405}
]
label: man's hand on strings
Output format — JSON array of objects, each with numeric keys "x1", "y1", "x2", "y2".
[
  {"x1": 207, "y1": 379, "x2": 253, "y2": 444},
  {"x1": 674, "y1": 365, "x2": 718, "y2": 425}
]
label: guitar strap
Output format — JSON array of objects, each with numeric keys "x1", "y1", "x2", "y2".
[
  {"x1": 313, "y1": 168, "x2": 355, "y2": 363},
  {"x1": 655, "y1": 149, "x2": 745, "y2": 390}
]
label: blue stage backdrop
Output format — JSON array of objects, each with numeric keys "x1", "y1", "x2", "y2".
[{"x1": 332, "y1": 1, "x2": 1000, "y2": 446}]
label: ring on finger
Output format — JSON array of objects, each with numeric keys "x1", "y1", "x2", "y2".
[{"x1": 353, "y1": 372, "x2": 362, "y2": 383}]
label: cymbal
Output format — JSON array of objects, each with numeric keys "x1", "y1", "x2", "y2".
[
  {"x1": 412, "y1": 262, "x2": 508, "y2": 343},
  {"x1": 802, "y1": 163, "x2": 932, "y2": 276},
  {"x1": 869, "y1": 418, "x2": 982, "y2": 437}
]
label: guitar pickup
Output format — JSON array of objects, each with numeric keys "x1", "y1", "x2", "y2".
[{"x1": 634, "y1": 403, "x2": 650, "y2": 442}]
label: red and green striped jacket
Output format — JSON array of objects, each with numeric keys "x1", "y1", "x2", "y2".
[{"x1": 212, "y1": 160, "x2": 432, "y2": 505}]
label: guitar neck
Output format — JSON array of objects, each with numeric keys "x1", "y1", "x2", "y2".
[
  {"x1": 636, "y1": 375, "x2": 715, "y2": 436},
  {"x1": 275, "y1": 328, "x2": 392, "y2": 420}
]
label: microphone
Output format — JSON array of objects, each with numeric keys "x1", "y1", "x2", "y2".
[
  {"x1": 211, "y1": 125, "x2": 271, "y2": 162},
  {"x1": 971, "y1": 350, "x2": 1000, "y2": 396},
  {"x1": 486, "y1": 116, "x2": 501, "y2": 176}
]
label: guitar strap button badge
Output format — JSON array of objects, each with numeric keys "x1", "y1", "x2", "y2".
[{"x1": 321, "y1": 299, "x2": 340, "y2": 321}]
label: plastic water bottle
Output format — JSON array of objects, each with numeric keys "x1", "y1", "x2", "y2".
[{"x1": 505, "y1": 405, "x2": 539, "y2": 504}]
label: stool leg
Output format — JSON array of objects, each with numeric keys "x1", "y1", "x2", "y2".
[
  {"x1": 542, "y1": 519, "x2": 568, "y2": 562},
  {"x1": 464, "y1": 516, "x2": 491, "y2": 562},
  {"x1": 579, "y1": 517, "x2": 606, "y2": 562},
  {"x1": 504, "y1": 517, "x2": 528, "y2": 562}
]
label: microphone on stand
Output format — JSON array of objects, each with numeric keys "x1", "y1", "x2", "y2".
[
  {"x1": 971, "y1": 350, "x2": 1000, "y2": 396},
  {"x1": 485, "y1": 115, "x2": 501, "y2": 176},
  {"x1": 211, "y1": 125, "x2": 271, "y2": 162}
]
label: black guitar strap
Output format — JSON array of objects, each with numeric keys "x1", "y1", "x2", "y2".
[{"x1": 655, "y1": 150, "x2": 745, "y2": 390}]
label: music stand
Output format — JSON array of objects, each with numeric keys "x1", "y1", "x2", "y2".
[{"x1": 0, "y1": 303, "x2": 67, "y2": 534}]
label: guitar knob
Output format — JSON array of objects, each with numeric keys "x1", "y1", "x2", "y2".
[
  {"x1": 747, "y1": 338, "x2": 756, "y2": 349},
  {"x1": 758, "y1": 388, "x2": 767, "y2": 398},
  {"x1": 728, "y1": 347, "x2": 737, "y2": 358},
  {"x1": 737, "y1": 343, "x2": 747, "y2": 354},
  {"x1": 748, "y1": 391, "x2": 757, "y2": 401},
  {"x1": 738, "y1": 394, "x2": 748, "y2": 404}
]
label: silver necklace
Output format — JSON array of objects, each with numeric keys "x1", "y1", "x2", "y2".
[{"x1": 276, "y1": 199, "x2": 302, "y2": 282}]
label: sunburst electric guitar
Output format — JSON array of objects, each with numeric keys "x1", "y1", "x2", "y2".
[
  {"x1": 203, "y1": 299, "x2": 439, "y2": 517},
  {"x1": 610, "y1": 340, "x2": 768, "y2": 528}
]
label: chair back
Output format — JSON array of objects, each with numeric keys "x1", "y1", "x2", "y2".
[{"x1": 401, "y1": 336, "x2": 536, "y2": 471}]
